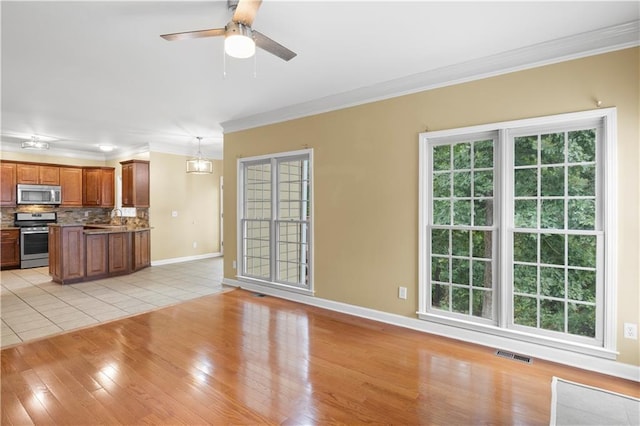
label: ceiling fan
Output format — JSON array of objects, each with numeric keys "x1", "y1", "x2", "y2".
[{"x1": 160, "y1": 0, "x2": 296, "y2": 61}]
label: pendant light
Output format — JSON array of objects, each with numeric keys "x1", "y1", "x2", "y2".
[{"x1": 186, "y1": 137, "x2": 213, "y2": 174}]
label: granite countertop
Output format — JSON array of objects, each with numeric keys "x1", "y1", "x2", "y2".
[
  {"x1": 1, "y1": 226, "x2": 19, "y2": 230},
  {"x1": 49, "y1": 223, "x2": 152, "y2": 233}
]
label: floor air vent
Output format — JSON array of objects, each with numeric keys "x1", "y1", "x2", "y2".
[{"x1": 496, "y1": 350, "x2": 532, "y2": 364}]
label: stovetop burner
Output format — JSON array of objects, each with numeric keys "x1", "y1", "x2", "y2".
[{"x1": 14, "y1": 212, "x2": 57, "y2": 228}]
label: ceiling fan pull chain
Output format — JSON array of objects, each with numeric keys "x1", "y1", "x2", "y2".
[{"x1": 253, "y1": 52, "x2": 257, "y2": 78}]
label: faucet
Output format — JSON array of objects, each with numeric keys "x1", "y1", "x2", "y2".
[{"x1": 113, "y1": 208, "x2": 123, "y2": 225}]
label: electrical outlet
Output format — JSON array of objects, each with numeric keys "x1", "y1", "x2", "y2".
[
  {"x1": 172, "y1": 211, "x2": 178, "y2": 217},
  {"x1": 398, "y1": 286, "x2": 407, "y2": 300},
  {"x1": 192, "y1": 241, "x2": 197, "y2": 249},
  {"x1": 232, "y1": 260, "x2": 237, "y2": 269},
  {"x1": 623, "y1": 323, "x2": 638, "y2": 340}
]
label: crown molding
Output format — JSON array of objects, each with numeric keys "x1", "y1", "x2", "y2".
[
  {"x1": 221, "y1": 20, "x2": 640, "y2": 133},
  {"x1": 148, "y1": 140, "x2": 223, "y2": 160},
  {"x1": 0, "y1": 141, "x2": 110, "y2": 161},
  {"x1": 0, "y1": 140, "x2": 224, "y2": 162}
]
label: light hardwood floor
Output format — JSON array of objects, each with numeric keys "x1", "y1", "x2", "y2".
[{"x1": 1, "y1": 288, "x2": 638, "y2": 424}]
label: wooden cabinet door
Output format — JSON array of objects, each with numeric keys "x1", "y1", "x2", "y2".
[
  {"x1": 39, "y1": 165, "x2": 60, "y2": 185},
  {"x1": 83, "y1": 168, "x2": 101, "y2": 206},
  {"x1": 0, "y1": 229, "x2": 20, "y2": 268},
  {"x1": 86, "y1": 234, "x2": 108, "y2": 277},
  {"x1": 16, "y1": 164, "x2": 39, "y2": 184},
  {"x1": 61, "y1": 226, "x2": 85, "y2": 281},
  {"x1": 48, "y1": 226, "x2": 61, "y2": 278},
  {"x1": 101, "y1": 168, "x2": 115, "y2": 208},
  {"x1": 60, "y1": 167, "x2": 83, "y2": 206},
  {"x1": 0, "y1": 162, "x2": 17, "y2": 206},
  {"x1": 83, "y1": 168, "x2": 115, "y2": 208},
  {"x1": 109, "y1": 233, "x2": 130, "y2": 274},
  {"x1": 133, "y1": 230, "x2": 150, "y2": 271},
  {"x1": 63, "y1": 226, "x2": 85, "y2": 281},
  {"x1": 121, "y1": 162, "x2": 133, "y2": 206},
  {"x1": 121, "y1": 160, "x2": 150, "y2": 207}
]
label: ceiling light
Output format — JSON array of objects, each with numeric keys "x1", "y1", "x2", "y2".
[
  {"x1": 186, "y1": 137, "x2": 213, "y2": 174},
  {"x1": 98, "y1": 144, "x2": 116, "y2": 152},
  {"x1": 224, "y1": 22, "x2": 255, "y2": 59},
  {"x1": 21, "y1": 136, "x2": 49, "y2": 150}
]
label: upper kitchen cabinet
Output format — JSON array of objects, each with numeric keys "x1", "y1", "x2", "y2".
[
  {"x1": 60, "y1": 167, "x2": 83, "y2": 207},
  {"x1": 16, "y1": 163, "x2": 60, "y2": 185},
  {"x1": 0, "y1": 162, "x2": 17, "y2": 206},
  {"x1": 120, "y1": 160, "x2": 149, "y2": 207},
  {"x1": 83, "y1": 167, "x2": 115, "y2": 207}
]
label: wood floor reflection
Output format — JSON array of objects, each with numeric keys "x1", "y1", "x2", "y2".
[{"x1": 2, "y1": 288, "x2": 638, "y2": 425}]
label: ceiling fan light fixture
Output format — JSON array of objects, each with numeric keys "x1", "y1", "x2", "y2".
[
  {"x1": 224, "y1": 22, "x2": 255, "y2": 58},
  {"x1": 186, "y1": 137, "x2": 213, "y2": 174}
]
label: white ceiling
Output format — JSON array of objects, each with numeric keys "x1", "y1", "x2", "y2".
[{"x1": 2, "y1": 1, "x2": 638, "y2": 160}]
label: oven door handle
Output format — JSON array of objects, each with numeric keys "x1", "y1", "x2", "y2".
[{"x1": 20, "y1": 230, "x2": 49, "y2": 235}]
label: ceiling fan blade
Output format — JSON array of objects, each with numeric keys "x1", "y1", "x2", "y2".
[
  {"x1": 253, "y1": 31, "x2": 297, "y2": 61},
  {"x1": 232, "y1": 0, "x2": 262, "y2": 26},
  {"x1": 160, "y1": 28, "x2": 225, "y2": 41}
]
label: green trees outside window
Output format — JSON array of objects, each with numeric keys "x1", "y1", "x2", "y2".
[
  {"x1": 512, "y1": 129, "x2": 597, "y2": 338},
  {"x1": 431, "y1": 138, "x2": 495, "y2": 320},
  {"x1": 427, "y1": 123, "x2": 603, "y2": 344}
]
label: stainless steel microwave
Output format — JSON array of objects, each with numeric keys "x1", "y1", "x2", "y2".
[{"x1": 17, "y1": 184, "x2": 62, "y2": 205}]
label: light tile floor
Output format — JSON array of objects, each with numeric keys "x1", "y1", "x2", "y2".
[{"x1": 1, "y1": 257, "x2": 225, "y2": 348}]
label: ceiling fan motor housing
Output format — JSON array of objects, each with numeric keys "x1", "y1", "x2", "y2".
[{"x1": 225, "y1": 21, "x2": 253, "y2": 39}]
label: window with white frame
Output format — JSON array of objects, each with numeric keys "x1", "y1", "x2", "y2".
[
  {"x1": 419, "y1": 109, "x2": 617, "y2": 354},
  {"x1": 238, "y1": 150, "x2": 312, "y2": 293}
]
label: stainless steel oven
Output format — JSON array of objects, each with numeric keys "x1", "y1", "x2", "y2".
[{"x1": 14, "y1": 212, "x2": 57, "y2": 269}]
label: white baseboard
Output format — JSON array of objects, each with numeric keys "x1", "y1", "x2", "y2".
[
  {"x1": 222, "y1": 277, "x2": 640, "y2": 382},
  {"x1": 151, "y1": 252, "x2": 222, "y2": 266}
]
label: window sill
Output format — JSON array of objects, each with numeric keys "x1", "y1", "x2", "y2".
[{"x1": 417, "y1": 311, "x2": 618, "y2": 360}]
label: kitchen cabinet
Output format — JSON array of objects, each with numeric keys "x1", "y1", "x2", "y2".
[
  {"x1": 49, "y1": 225, "x2": 85, "y2": 284},
  {"x1": 17, "y1": 163, "x2": 60, "y2": 185},
  {"x1": 132, "y1": 229, "x2": 150, "y2": 271},
  {"x1": 108, "y1": 232, "x2": 130, "y2": 274},
  {"x1": 0, "y1": 229, "x2": 20, "y2": 269},
  {"x1": 85, "y1": 234, "x2": 108, "y2": 278},
  {"x1": 50, "y1": 225, "x2": 150, "y2": 283},
  {"x1": 83, "y1": 167, "x2": 114, "y2": 207},
  {"x1": 0, "y1": 162, "x2": 17, "y2": 206},
  {"x1": 60, "y1": 167, "x2": 83, "y2": 207},
  {"x1": 120, "y1": 160, "x2": 150, "y2": 207}
]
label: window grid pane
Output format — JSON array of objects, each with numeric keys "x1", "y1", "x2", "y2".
[
  {"x1": 245, "y1": 162, "x2": 272, "y2": 219},
  {"x1": 512, "y1": 128, "x2": 599, "y2": 338},
  {"x1": 240, "y1": 153, "x2": 312, "y2": 291},
  {"x1": 430, "y1": 138, "x2": 495, "y2": 321},
  {"x1": 242, "y1": 219, "x2": 271, "y2": 279},
  {"x1": 276, "y1": 221, "x2": 309, "y2": 286}
]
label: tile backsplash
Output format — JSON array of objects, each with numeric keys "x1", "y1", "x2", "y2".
[{"x1": 1, "y1": 206, "x2": 149, "y2": 227}]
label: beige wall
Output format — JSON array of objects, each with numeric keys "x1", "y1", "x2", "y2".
[
  {"x1": 149, "y1": 152, "x2": 223, "y2": 261},
  {"x1": 224, "y1": 48, "x2": 640, "y2": 366}
]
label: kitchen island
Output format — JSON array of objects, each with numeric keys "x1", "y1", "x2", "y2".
[{"x1": 49, "y1": 223, "x2": 151, "y2": 284}]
